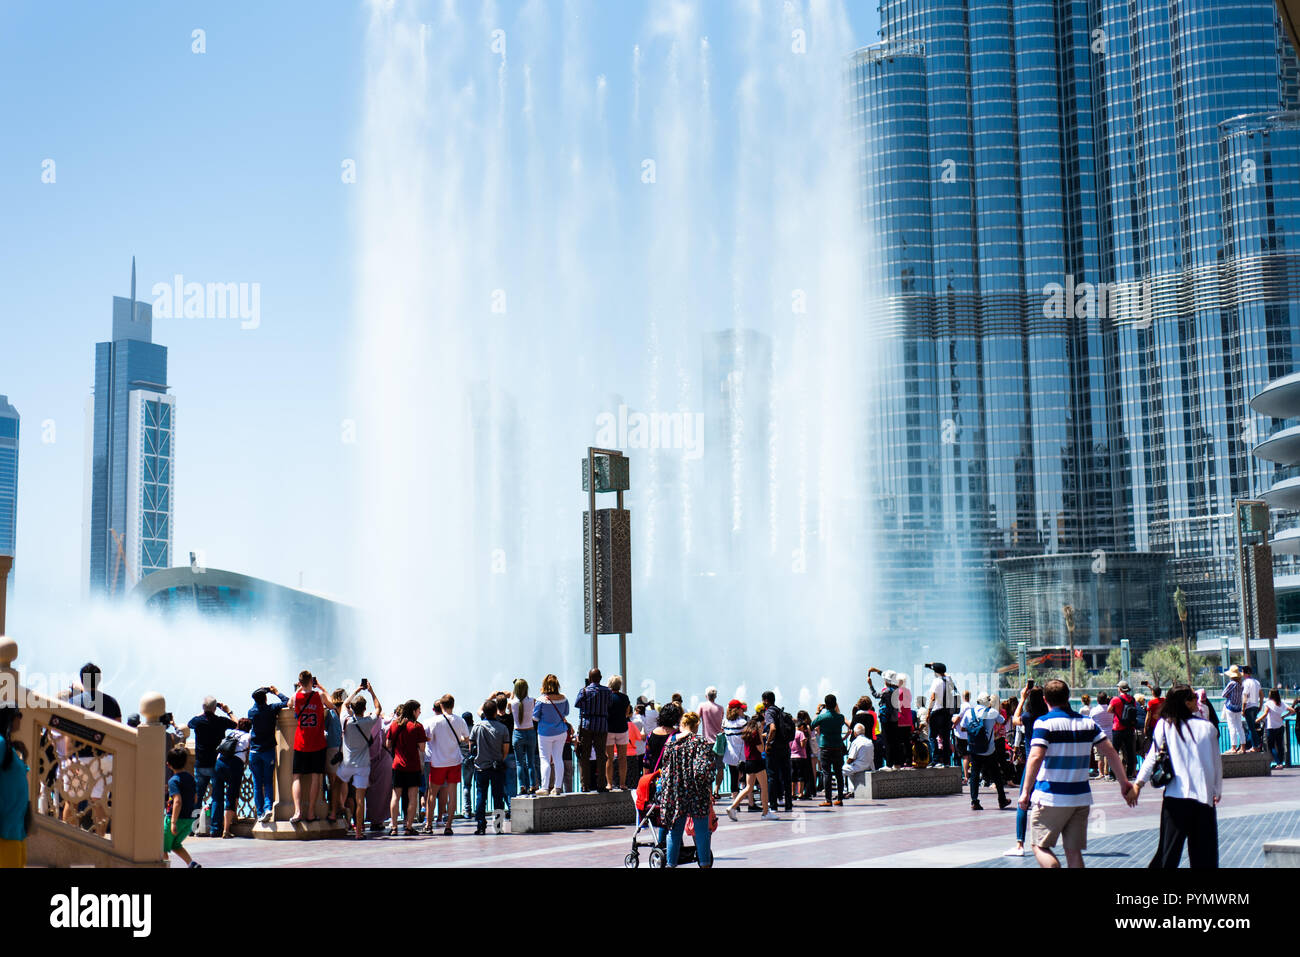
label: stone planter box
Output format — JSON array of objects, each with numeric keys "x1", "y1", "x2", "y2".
[
  {"x1": 512, "y1": 789, "x2": 636, "y2": 833},
  {"x1": 1263, "y1": 839, "x2": 1300, "y2": 866},
  {"x1": 854, "y1": 766, "x2": 962, "y2": 800},
  {"x1": 1222, "y1": 751, "x2": 1272, "y2": 778}
]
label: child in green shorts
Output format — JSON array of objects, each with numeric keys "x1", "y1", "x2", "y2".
[{"x1": 165, "y1": 748, "x2": 200, "y2": 868}]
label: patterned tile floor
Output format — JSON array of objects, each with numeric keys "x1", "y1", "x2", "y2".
[
  {"x1": 969, "y1": 810, "x2": 1300, "y2": 868},
  {"x1": 187, "y1": 769, "x2": 1300, "y2": 868}
]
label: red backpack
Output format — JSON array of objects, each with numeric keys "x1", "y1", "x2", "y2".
[{"x1": 634, "y1": 733, "x2": 675, "y2": 813}]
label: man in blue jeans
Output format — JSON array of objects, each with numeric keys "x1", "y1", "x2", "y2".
[
  {"x1": 575, "y1": 669, "x2": 612, "y2": 792},
  {"x1": 761, "y1": 691, "x2": 793, "y2": 813},
  {"x1": 247, "y1": 686, "x2": 289, "y2": 823},
  {"x1": 187, "y1": 696, "x2": 236, "y2": 834},
  {"x1": 1242, "y1": 666, "x2": 1264, "y2": 752},
  {"x1": 470, "y1": 698, "x2": 510, "y2": 835}
]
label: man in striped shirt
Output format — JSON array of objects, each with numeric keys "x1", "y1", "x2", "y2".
[{"x1": 1018, "y1": 679, "x2": 1134, "y2": 869}]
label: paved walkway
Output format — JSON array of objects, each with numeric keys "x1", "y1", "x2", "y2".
[
  {"x1": 969, "y1": 809, "x2": 1300, "y2": 868},
  {"x1": 187, "y1": 769, "x2": 1300, "y2": 868}
]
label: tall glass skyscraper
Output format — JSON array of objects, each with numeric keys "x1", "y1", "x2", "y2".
[
  {"x1": 82, "y1": 260, "x2": 176, "y2": 596},
  {"x1": 852, "y1": 0, "x2": 1300, "y2": 655},
  {"x1": 0, "y1": 395, "x2": 18, "y2": 596}
]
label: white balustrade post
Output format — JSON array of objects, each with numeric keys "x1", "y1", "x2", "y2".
[{"x1": 133, "y1": 692, "x2": 167, "y2": 865}]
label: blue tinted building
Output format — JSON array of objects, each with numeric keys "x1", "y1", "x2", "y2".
[
  {"x1": 853, "y1": 0, "x2": 1300, "y2": 655},
  {"x1": 0, "y1": 395, "x2": 17, "y2": 596},
  {"x1": 82, "y1": 260, "x2": 176, "y2": 596}
]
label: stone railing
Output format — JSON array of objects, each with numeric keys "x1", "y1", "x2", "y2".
[{"x1": 0, "y1": 637, "x2": 168, "y2": 867}]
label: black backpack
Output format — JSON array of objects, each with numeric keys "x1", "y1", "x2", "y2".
[
  {"x1": 770, "y1": 706, "x2": 796, "y2": 746},
  {"x1": 1120, "y1": 696, "x2": 1139, "y2": 728},
  {"x1": 964, "y1": 706, "x2": 991, "y2": 754},
  {"x1": 216, "y1": 731, "x2": 242, "y2": 761}
]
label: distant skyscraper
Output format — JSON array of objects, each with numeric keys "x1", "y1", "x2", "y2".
[
  {"x1": 82, "y1": 260, "x2": 176, "y2": 596},
  {"x1": 0, "y1": 395, "x2": 18, "y2": 596},
  {"x1": 852, "y1": 0, "x2": 1300, "y2": 652}
]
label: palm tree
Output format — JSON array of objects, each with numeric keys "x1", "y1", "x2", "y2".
[{"x1": 1174, "y1": 586, "x2": 1191, "y2": 685}]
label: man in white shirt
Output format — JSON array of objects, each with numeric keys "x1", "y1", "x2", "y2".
[
  {"x1": 845, "y1": 723, "x2": 875, "y2": 794},
  {"x1": 425, "y1": 694, "x2": 470, "y2": 835},
  {"x1": 1021, "y1": 679, "x2": 1132, "y2": 869},
  {"x1": 965, "y1": 694, "x2": 1010, "y2": 811},
  {"x1": 926, "y1": 662, "x2": 957, "y2": 766},
  {"x1": 638, "y1": 697, "x2": 659, "y2": 737},
  {"x1": 1241, "y1": 666, "x2": 1263, "y2": 752}
]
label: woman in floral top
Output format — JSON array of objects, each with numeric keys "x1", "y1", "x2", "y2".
[{"x1": 658, "y1": 711, "x2": 715, "y2": 867}]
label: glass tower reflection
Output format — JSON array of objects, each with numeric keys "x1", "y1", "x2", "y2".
[{"x1": 853, "y1": 0, "x2": 1300, "y2": 652}]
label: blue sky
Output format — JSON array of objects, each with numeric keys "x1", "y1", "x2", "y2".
[{"x1": 0, "y1": 0, "x2": 880, "y2": 612}]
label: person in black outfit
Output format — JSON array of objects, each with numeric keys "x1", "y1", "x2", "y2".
[
  {"x1": 65, "y1": 663, "x2": 122, "y2": 721},
  {"x1": 605, "y1": 676, "x2": 632, "y2": 790},
  {"x1": 187, "y1": 696, "x2": 236, "y2": 836},
  {"x1": 761, "y1": 691, "x2": 794, "y2": 812}
]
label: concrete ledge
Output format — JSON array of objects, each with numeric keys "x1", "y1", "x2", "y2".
[
  {"x1": 1222, "y1": 751, "x2": 1272, "y2": 778},
  {"x1": 856, "y1": 766, "x2": 962, "y2": 800},
  {"x1": 28, "y1": 823, "x2": 167, "y2": 868},
  {"x1": 1263, "y1": 839, "x2": 1300, "y2": 867},
  {"x1": 249, "y1": 819, "x2": 348, "y2": 841},
  {"x1": 512, "y1": 790, "x2": 635, "y2": 833}
]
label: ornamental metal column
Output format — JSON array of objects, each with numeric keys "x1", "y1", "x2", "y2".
[
  {"x1": 583, "y1": 448, "x2": 632, "y2": 687},
  {"x1": 1235, "y1": 499, "x2": 1277, "y2": 682}
]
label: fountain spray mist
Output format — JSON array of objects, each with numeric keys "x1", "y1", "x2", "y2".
[{"x1": 350, "y1": 0, "x2": 879, "y2": 712}]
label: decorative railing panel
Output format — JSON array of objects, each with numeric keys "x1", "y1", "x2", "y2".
[{"x1": 33, "y1": 715, "x2": 118, "y2": 844}]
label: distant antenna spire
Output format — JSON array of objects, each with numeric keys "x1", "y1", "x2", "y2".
[{"x1": 130, "y1": 256, "x2": 136, "y2": 307}]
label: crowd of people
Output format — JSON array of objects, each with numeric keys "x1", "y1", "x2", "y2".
[{"x1": 0, "y1": 657, "x2": 1292, "y2": 869}]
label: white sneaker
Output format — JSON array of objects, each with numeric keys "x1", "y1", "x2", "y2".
[
  {"x1": 551, "y1": 788, "x2": 563, "y2": 796},
  {"x1": 761, "y1": 811, "x2": 778, "y2": 821},
  {"x1": 726, "y1": 807, "x2": 738, "y2": 822},
  {"x1": 258, "y1": 811, "x2": 273, "y2": 824},
  {"x1": 1003, "y1": 846, "x2": 1025, "y2": 857}
]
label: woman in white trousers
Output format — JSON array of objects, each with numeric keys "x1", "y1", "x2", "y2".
[{"x1": 532, "y1": 673, "x2": 570, "y2": 795}]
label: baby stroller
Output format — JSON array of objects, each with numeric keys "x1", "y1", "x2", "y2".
[
  {"x1": 624, "y1": 756, "x2": 698, "y2": 868},
  {"x1": 624, "y1": 795, "x2": 699, "y2": 868}
]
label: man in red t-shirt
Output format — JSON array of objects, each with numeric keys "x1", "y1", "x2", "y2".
[
  {"x1": 291, "y1": 670, "x2": 329, "y2": 824},
  {"x1": 386, "y1": 700, "x2": 427, "y2": 835},
  {"x1": 1108, "y1": 681, "x2": 1138, "y2": 779},
  {"x1": 1143, "y1": 684, "x2": 1164, "y2": 740}
]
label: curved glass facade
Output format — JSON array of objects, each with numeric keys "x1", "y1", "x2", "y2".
[
  {"x1": 995, "y1": 552, "x2": 1172, "y2": 656},
  {"x1": 854, "y1": 0, "x2": 1300, "y2": 652}
]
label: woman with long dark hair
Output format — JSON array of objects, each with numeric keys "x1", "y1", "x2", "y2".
[
  {"x1": 643, "y1": 702, "x2": 683, "y2": 776},
  {"x1": 1004, "y1": 685, "x2": 1049, "y2": 857},
  {"x1": 1259, "y1": 689, "x2": 1288, "y2": 769},
  {"x1": 725, "y1": 714, "x2": 774, "y2": 820},
  {"x1": 0, "y1": 705, "x2": 30, "y2": 868},
  {"x1": 386, "y1": 700, "x2": 427, "y2": 836},
  {"x1": 1129, "y1": 684, "x2": 1222, "y2": 868}
]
